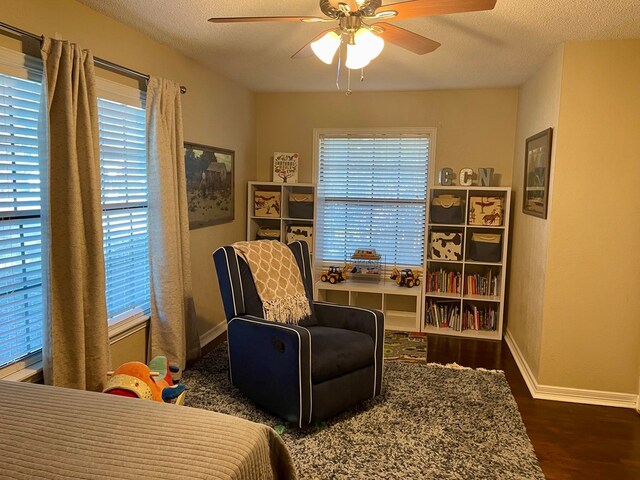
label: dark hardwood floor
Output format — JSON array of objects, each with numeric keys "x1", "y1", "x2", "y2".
[{"x1": 426, "y1": 335, "x2": 640, "y2": 480}]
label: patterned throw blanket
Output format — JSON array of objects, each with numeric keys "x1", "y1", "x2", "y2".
[{"x1": 233, "y1": 240, "x2": 311, "y2": 324}]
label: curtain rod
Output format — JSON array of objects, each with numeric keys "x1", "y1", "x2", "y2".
[{"x1": 0, "y1": 20, "x2": 187, "y2": 94}]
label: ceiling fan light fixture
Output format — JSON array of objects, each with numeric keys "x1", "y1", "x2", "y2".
[
  {"x1": 311, "y1": 31, "x2": 341, "y2": 64},
  {"x1": 346, "y1": 43, "x2": 371, "y2": 69},
  {"x1": 357, "y1": 28, "x2": 384, "y2": 60},
  {"x1": 345, "y1": 28, "x2": 384, "y2": 69}
]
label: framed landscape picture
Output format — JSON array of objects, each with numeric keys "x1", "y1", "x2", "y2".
[
  {"x1": 523, "y1": 128, "x2": 553, "y2": 219},
  {"x1": 184, "y1": 142, "x2": 234, "y2": 229}
]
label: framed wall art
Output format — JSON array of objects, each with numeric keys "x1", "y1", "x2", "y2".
[
  {"x1": 272, "y1": 152, "x2": 299, "y2": 183},
  {"x1": 184, "y1": 142, "x2": 234, "y2": 229},
  {"x1": 523, "y1": 128, "x2": 553, "y2": 219}
]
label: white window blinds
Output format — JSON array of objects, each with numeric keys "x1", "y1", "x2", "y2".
[
  {"x1": 316, "y1": 132, "x2": 430, "y2": 268},
  {"x1": 0, "y1": 54, "x2": 43, "y2": 368},
  {"x1": 98, "y1": 91, "x2": 150, "y2": 321},
  {"x1": 0, "y1": 51, "x2": 151, "y2": 372}
]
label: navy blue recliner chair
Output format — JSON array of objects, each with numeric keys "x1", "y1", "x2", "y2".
[{"x1": 213, "y1": 241, "x2": 384, "y2": 427}]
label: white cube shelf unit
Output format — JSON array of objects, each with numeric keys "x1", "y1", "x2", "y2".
[
  {"x1": 247, "y1": 181, "x2": 316, "y2": 255},
  {"x1": 254, "y1": 180, "x2": 512, "y2": 339},
  {"x1": 314, "y1": 279, "x2": 423, "y2": 333},
  {"x1": 425, "y1": 186, "x2": 511, "y2": 340}
]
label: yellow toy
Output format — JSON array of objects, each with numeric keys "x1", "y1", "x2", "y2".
[
  {"x1": 390, "y1": 267, "x2": 423, "y2": 288},
  {"x1": 320, "y1": 265, "x2": 350, "y2": 284}
]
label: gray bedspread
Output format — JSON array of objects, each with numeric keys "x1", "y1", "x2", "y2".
[{"x1": 0, "y1": 380, "x2": 296, "y2": 480}]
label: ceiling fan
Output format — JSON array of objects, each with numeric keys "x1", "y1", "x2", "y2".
[{"x1": 209, "y1": 0, "x2": 497, "y2": 89}]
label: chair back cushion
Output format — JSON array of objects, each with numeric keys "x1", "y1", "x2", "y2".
[{"x1": 213, "y1": 241, "x2": 317, "y2": 326}]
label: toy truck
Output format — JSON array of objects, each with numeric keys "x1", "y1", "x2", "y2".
[
  {"x1": 320, "y1": 265, "x2": 346, "y2": 284},
  {"x1": 390, "y1": 267, "x2": 422, "y2": 288}
]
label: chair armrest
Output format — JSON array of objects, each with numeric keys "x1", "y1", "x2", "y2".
[
  {"x1": 313, "y1": 301, "x2": 384, "y2": 345},
  {"x1": 226, "y1": 315, "x2": 312, "y2": 427}
]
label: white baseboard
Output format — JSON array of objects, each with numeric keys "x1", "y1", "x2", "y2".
[
  {"x1": 199, "y1": 322, "x2": 227, "y2": 349},
  {"x1": 505, "y1": 329, "x2": 638, "y2": 409}
]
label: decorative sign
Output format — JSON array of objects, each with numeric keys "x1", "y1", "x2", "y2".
[
  {"x1": 459, "y1": 168, "x2": 474, "y2": 186},
  {"x1": 273, "y1": 152, "x2": 299, "y2": 183},
  {"x1": 438, "y1": 167, "x2": 495, "y2": 186}
]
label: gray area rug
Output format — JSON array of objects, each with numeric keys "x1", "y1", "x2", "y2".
[{"x1": 182, "y1": 344, "x2": 544, "y2": 480}]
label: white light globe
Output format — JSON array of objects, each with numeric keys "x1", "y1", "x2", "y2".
[
  {"x1": 311, "y1": 31, "x2": 341, "y2": 64},
  {"x1": 346, "y1": 28, "x2": 384, "y2": 69},
  {"x1": 355, "y1": 28, "x2": 384, "y2": 60},
  {"x1": 346, "y1": 41, "x2": 372, "y2": 69}
]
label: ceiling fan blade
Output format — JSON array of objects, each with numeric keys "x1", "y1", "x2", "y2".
[
  {"x1": 376, "y1": 0, "x2": 497, "y2": 20},
  {"x1": 291, "y1": 29, "x2": 337, "y2": 59},
  {"x1": 374, "y1": 23, "x2": 440, "y2": 54},
  {"x1": 208, "y1": 16, "x2": 328, "y2": 23}
]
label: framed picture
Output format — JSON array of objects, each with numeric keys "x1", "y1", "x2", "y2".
[
  {"x1": 272, "y1": 152, "x2": 299, "y2": 183},
  {"x1": 184, "y1": 142, "x2": 234, "y2": 229},
  {"x1": 523, "y1": 128, "x2": 553, "y2": 219}
]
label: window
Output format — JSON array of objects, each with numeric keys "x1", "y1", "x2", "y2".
[
  {"x1": 315, "y1": 129, "x2": 433, "y2": 269},
  {"x1": 97, "y1": 82, "x2": 150, "y2": 322},
  {"x1": 0, "y1": 51, "x2": 150, "y2": 375},
  {"x1": 0, "y1": 51, "x2": 44, "y2": 371}
]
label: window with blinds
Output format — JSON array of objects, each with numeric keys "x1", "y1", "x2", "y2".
[
  {"x1": 98, "y1": 94, "x2": 150, "y2": 321},
  {"x1": 316, "y1": 131, "x2": 431, "y2": 269},
  {"x1": 0, "y1": 55, "x2": 44, "y2": 369},
  {"x1": 0, "y1": 51, "x2": 150, "y2": 373}
]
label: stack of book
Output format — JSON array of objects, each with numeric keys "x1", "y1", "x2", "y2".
[
  {"x1": 465, "y1": 270, "x2": 499, "y2": 296},
  {"x1": 425, "y1": 300, "x2": 461, "y2": 330},
  {"x1": 426, "y1": 268, "x2": 462, "y2": 294},
  {"x1": 463, "y1": 305, "x2": 497, "y2": 331}
]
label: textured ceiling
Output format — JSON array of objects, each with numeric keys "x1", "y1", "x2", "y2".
[{"x1": 76, "y1": 0, "x2": 640, "y2": 92}]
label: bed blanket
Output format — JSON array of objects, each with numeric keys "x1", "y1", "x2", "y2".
[{"x1": 0, "y1": 380, "x2": 296, "y2": 480}]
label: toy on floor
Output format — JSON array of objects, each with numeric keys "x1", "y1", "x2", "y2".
[{"x1": 104, "y1": 356, "x2": 186, "y2": 405}]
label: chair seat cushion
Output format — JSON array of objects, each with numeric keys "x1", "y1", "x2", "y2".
[{"x1": 308, "y1": 326, "x2": 374, "y2": 384}]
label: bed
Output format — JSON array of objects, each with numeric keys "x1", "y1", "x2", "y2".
[{"x1": 1, "y1": 380, "x2": 296, "y2": 480}]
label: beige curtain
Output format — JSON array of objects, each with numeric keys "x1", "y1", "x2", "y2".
[
  {"x1": 146, "y1": 77, "x2": 200, "y2": 370},
  {"x1": 40, "y1": 38, "x2": 110, "y2": 391}
]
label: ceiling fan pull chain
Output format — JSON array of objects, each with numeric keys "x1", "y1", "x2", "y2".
[
  {"x1": 360, "y1": 68, "x2": 365, "y2": 82},
  {"x1": 346, "y1": 67, "x2": 352, "y2": 96}
]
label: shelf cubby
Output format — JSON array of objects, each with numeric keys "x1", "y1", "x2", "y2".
[{"x1": 247, "y1": 181, "x2": 316, "y2": 257}]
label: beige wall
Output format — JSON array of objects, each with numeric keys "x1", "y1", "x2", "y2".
[
  {"x1": 538, "y1": 40, "x2": 640, "y2": 393},
  {"x1": 255, "y1": 89, "x2": 518, "y2": 186},
  {"x1": 110, "y1": 329, "x2": 147, "y2": 367},
  {"x1": 1, "y1": 0, "x2": 255, "y2": 361},
  {"x1": 507, "y1": 46, "x2": 564, "y2": 378}
]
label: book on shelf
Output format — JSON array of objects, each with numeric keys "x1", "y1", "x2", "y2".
[
  {"x1": 463, "y1": 305, "x2": 497, "y2": 331},
  {"x1": 426, "y1": 301, "x2": 498, "y2": 332},
  {"x1": 426, "y1": 268, "x2": 462, "y2": 295},
  {"x1": 425, "y1": 300, "x2": 461, "y2": 331},
  {"x1": 465, "y1": 270, "x2": 500, "y2": 297}
]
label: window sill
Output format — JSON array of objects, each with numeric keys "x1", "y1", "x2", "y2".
[
  {"x1": 2, "y1": 361, "x2": 43, "y2": 383},
  {"x1": 1, "y1": 313, "x2": 150, "y2": 383},
  {"x1": 108, "y1": 312, "x2": 150, "y2": 344}
]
